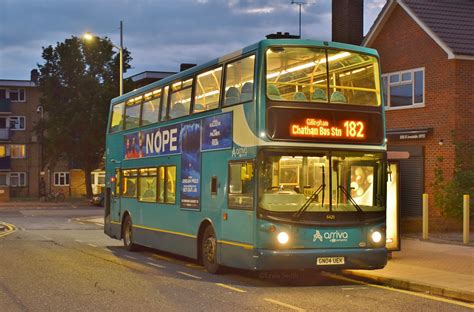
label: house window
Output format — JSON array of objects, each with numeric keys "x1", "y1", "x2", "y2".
[
  {"x1": 10, "y1": 144, "x2": 26, "y2": 158},
  {"x1": 54, "y1": 172, "x2": 70, "y2": 186},
  {"x1": 0, "y1": 173, "x2": 8, "y2": 186},
  {"x1": 0, "y1": 145, "x2": 7, "y2": 157},
  {"x1": 10, "y1": 172, "x2": 26, "y2": 187},
  {"x1": 382, "y1": 68, "x2": 424, "y2": 109},
  {"x1": 7, "y1": 89, "x2": 26, "y2": 102},
  {"x1": 9, "y1": 116, "x2": 25, "y2": 130}
]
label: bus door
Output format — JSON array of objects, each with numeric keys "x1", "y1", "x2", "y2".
[
  {"x1": 111, "y1": 168, "x2": 122, "y2": 224},
  {"x1": 222, "y1": 160, "x2": 255, "y2": 250}
]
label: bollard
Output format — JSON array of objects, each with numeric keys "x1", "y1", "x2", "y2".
[
  {"x1": 422, "y1": 193, "x2": 429, "y2": 240},
  {"x1": 464, "y1": 194, "x2": 470, "y2": 245}
]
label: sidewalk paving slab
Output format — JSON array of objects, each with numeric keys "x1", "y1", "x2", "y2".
[{"x1": 345, "y1": 238, "x2": 474, "y2": 303}]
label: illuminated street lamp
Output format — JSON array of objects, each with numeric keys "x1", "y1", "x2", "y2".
[{"x1": 83, "y1": 21, "x2": 124, "y2": 96}]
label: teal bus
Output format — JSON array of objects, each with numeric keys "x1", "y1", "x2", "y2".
[{"x1": 104, "y1": 36, "x2": 388, "y2": 273}]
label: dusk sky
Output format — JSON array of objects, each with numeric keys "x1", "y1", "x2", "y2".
[{"x1": 0, "y1": 0, "x2": 386, "y2": 81}]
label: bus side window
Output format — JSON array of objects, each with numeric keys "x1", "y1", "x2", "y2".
[
  {"x1": 228, "y1": 161, "x2": 254, "y2": 209},
  {"x1": 109, "y1": 102, "x2": 124, "y2": 133},
  {"x1": 223, "y1": 55, "x2": 255, "y2": 107},
  {"x1": 122, "y1": 169, "x2": 138, "y2": 198},
  {"x1": 114, "y1": 169, "x2": 121, "y2": 196}
]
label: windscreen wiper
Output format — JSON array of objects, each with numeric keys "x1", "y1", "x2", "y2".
[
  {"x1": 294, "y1": 166, "x2": 325, "y2": 219},
  {"x1": 338, "y1": 185, "x2": 364, "y2": 214}
]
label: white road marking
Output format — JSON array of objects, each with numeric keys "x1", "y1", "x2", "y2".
[
  {"x1": 177, "y1": 271, "x2": 201, "y2": 280},
  {"x1": 264, "y1": 298, "x2": 306, "y2": 311},
  {"x1": 147, "y1": 262, "x2": 165, "y2": 269},
  {"x1": 124, "y1": 255, "x2": 137, "y2": 260},
  {"x1": 103, "y1": 248, "x2": 113, "y2": 253},
  {"x1": 215, "y1": 283, "x2": 246, "y2": 293},
  {"x1": 87, "y1": 244, "x2": 97, "y2": 248},
  {"x1": 74, "y1": 240, "x2": 83, "y2": 243}
]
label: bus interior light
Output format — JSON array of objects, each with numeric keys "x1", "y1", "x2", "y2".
[{"x1": 277, "y1": 232, "x2": 289, "y2": 244}]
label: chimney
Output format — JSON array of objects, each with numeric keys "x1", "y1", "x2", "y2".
[
  {"x1": 332, "y1": 0, "x2": 363, "y2": 45},
  {"x1": 30, "y1": 69, "x2": 39, "y2": 84}
]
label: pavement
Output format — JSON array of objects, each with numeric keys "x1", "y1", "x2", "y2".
[
  {"x1": 0, "y1": 200, "x2": 93, "y2": 210},
  {"x1": 81, "y1": 215, "x2": 474, "y2": 303},
  {"x1": 346, "y1": 238, "x2": 474, "y2": 303}
]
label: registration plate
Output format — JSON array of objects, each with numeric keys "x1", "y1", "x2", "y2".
[{"x1": 316, "y1": 257, "x2": 345, "y2": 265}]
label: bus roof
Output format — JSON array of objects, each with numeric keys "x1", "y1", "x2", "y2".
[{"x1": 111, "y1": 39, "x2": 379, "y2": 105}]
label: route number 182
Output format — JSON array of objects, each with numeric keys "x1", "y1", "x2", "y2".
[{"x1": 343, "y1": 121, "x2": 365, "y2": 138}]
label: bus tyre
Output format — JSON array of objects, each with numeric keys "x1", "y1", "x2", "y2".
[
  {"x1": 122, "y1": 215, "x2": 138, "y2": 251},
  {"x1": 202, "y1": 226, "x2": 221, "y2": 274}
]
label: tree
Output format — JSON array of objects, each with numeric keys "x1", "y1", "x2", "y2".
[{"x1": 37, "y1": 36, "x2": 132, "y2": 197}]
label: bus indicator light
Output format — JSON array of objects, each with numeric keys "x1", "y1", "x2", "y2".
[
  {"x1": 110, "y1": 176, "x2": 116, "y2": 183},
  {"x1": 290, "y1": 118, "x2": 366, "y2": 140}
]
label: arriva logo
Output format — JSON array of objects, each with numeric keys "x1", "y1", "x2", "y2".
[{"x1": 313, "y1": 230, "x2": 349, "y2": 243}]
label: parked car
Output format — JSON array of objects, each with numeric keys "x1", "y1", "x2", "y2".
[{"x1": 91, "y1": 192, "x2": 104, "y2": 206}]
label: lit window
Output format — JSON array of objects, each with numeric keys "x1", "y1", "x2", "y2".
[
  {"x1": 141, "y1": 89, "x2": 161, "y2": 126},
  {"x1": 122, "y1": 169, "x2": 138, "y2": 198},
  {"x1": 10, "y1": 144, "x2": 26, "y2": 158},
  {"x1": 54, "y1": 172, "x2": 70, "y2": 186},
  {"x1": 383, "y1": 68, "x2": 424, "y2": 109},
  {"x1": 157, "y1": 166, "x2": 176, "y2": 204},
  {"x1": 228, "y1": 161, "x2": 254, "y2": 209},
  {"x1": 109, "y1": 102, "x2": 124, "y2": 133},
  {"x1": 138, "y1": 168, "x2": 157, "y2": 202},
  {"x1": 194, "y1": 67, "x2": 222, "y2": 113},
  {"x1": 10, "y1": 172, "x2": 26, "y2": 187},
  {"x1": 169, "y1": 79, "x2": 192, "y2": 119},
  {"x1": 224, "y1": 55, "x2": 255, "y2": 106},
  {"x1": 0, "y1": 145, "x2": 7, "y2": 158}
]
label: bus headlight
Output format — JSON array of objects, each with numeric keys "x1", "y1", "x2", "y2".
[
  {"x1": 277, "y1": 232, "x2": 289, "y2": 244},
  {"x1": 370, "y1": 231, "x2": 383, "y2": 244}
]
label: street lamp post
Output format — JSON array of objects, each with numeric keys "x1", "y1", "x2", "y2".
[{"x1": 83, "y1": 21, "x2": 124, "y2": 96}]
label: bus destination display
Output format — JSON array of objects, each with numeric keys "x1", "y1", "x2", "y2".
[
  {"x1": 291, "y1": 118, "x2": 366, "y2": 140},
  {"x1": 267, "y1": 107, "x2": 383, "y2": 145}
]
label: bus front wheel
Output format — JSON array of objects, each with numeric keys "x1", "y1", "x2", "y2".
[
  {"x1": 122, "y1": 215, "x2": 138, "y2": 251},
  {"x1": 202, "y1": 226, "x2": 221, "y2": 274}
]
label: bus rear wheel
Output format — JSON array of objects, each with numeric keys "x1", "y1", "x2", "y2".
[
  {"x1": 122, "y1": 215, "x2": 138, "y2": 251},
  {"x1": 201, "y1": 226, "x2": 221, "y2": 274}
]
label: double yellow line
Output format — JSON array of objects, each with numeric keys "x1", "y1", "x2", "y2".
[{"x1": 0, "y1": 222, "x2": 17, "y2": 238}]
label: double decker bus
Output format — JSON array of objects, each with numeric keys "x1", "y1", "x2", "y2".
[{"x1": 104, "y1": 36, "x2": 387, "y2": 273}]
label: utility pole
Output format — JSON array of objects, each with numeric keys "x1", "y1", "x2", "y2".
[{"x1": 291, "y1": 1, "x2": 316, "y2": 38}]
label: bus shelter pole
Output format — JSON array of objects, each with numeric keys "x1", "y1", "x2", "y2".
[
  {"x1": 464, "y1": 194, "x2": 470, "y2": 245},
  {"x1": 422, "y1": 193, "x2": 429, "y2": 240}
]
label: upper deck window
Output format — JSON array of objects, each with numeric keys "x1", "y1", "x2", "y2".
[
  {"x1": 125, "y1": 96, "x2": 142, "y2": 129},
  {"x1": 169, "y1": 79, "x2": 193, "y2": 119},
  {"x1": 141, "y1": 89, "x2": 161, "y2": 126},
  {"x1": 266, "y1": 47, "x2": 381, "y2": 106},
  {"x1": 223, "y1": 55, "x2": 255, "y2": 106},
  {"x1": 109, "y1": 102, "x2": 124, "y2": 133},
  {"x1": 194, "y1": 67, "x2": 222, "y2": 113}
]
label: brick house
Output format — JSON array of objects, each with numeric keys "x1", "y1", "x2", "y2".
[
  {"x1": 363, "y1": 0, "x2": 474, "y2": 218},
  {"x1": 0, "y1": 72, "x2": 89, "y2": 200}
]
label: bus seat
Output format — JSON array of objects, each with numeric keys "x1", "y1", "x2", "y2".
[
  {"x1": 293, "y1": 92, "x2": 307, "y2": 101},
  {"x1": 330, "y1": 91, "x2": 347, "y2": 103},
  {"x1": 170, "y1": 102, "x2": 187, "y2": 118},
  {"x1": 225, "y1": 87, "x2": 240, "y2": 105},
  {"x1": 311, "y1": 88, "x2": 327, "y2": 101},
  {"x1": 240, "y1": 82, "x2": 253, "y2": 102},
  {"x1": 194, "y1": 103, "x2": 205, "y2": 112},
  {"x1": 267, "y1": 84, "x2": 281, "y2": 100}
]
